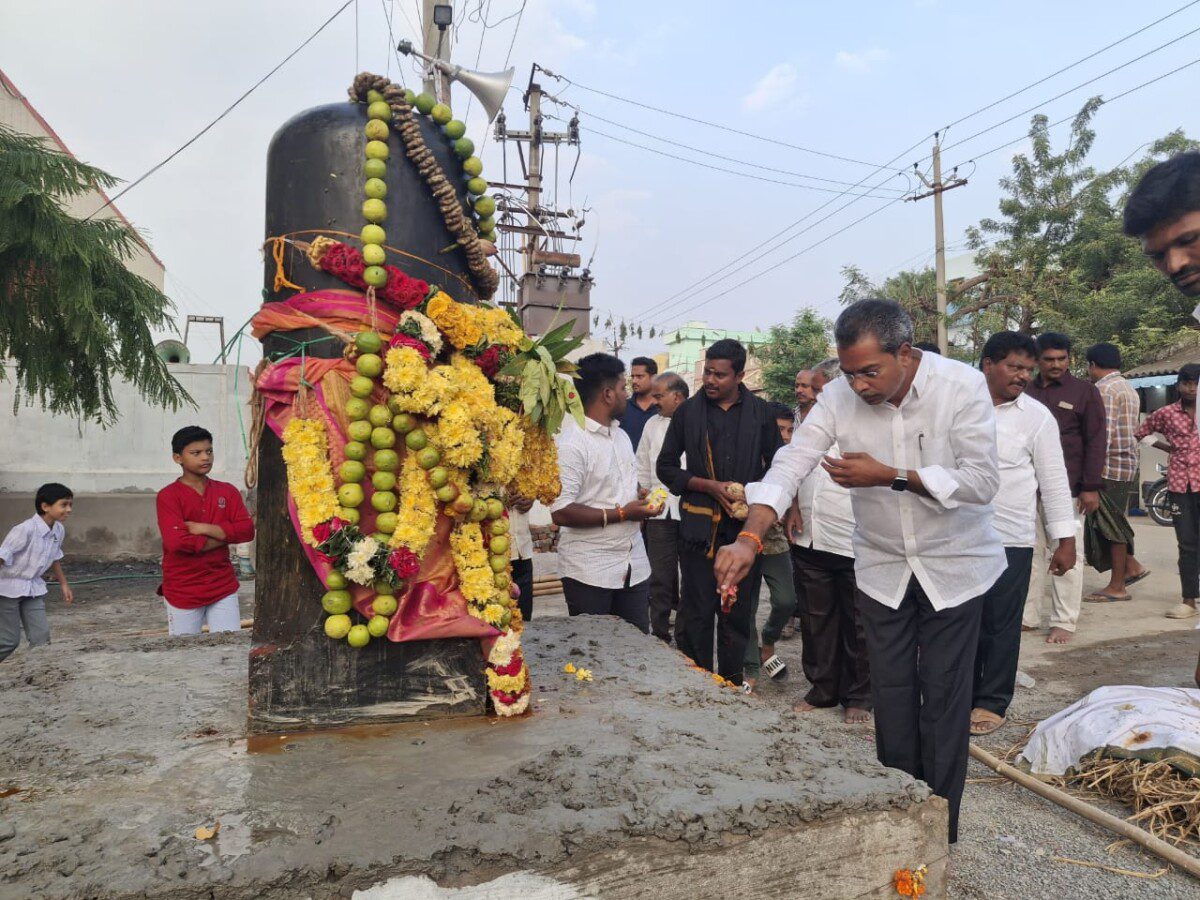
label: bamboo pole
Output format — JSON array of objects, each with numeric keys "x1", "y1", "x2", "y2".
[
  {"x1": 968, "y1": 743, "x2": 1200, "y2": 880},
  {"x1": 125, "y1": 618, "x2": 255, "y2": 638}
]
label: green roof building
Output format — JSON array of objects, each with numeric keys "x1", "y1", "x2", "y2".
[{"x1": 663, "y1": 321, "x2": 769, "y2": 376}]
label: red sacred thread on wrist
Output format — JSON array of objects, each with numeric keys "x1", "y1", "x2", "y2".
[
  {"x1": 617, "y1": 506, "x2": 627, "y2": 523},
  {"x1": 737, "y1": 531, "x2": 764, "y2": 555}
]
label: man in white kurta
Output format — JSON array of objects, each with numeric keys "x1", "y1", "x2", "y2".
[{"x1": 715, "y1": 300, "x2": 1005, "y2": 844}]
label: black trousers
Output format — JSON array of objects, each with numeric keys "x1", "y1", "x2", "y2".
[
  {"x1": 1171, "y1": 491, "x2": 1200, "y2": 599},
  {"x1": 561, "y1": 575, "x2": 650, "y2": 634},
  {"x1": 857, "y1": 580, "x2": 984, "y2": 844},
  {"x1": 644, "y1": 519, "x2": 681, "y2": 642},
  {"x1": 676, "y1": 544, "x2": 762, "y2": 685},
  {"x1": 512, "y1": 557, "x2": 534, "y2": 623},
  {"x1": 789, "y1": 546, "x2": 816, "y2": 682},
  {"x1": 792, "y1": 546, "x2": 871, "y2": 710},
  {"x1": 972, "y1": 547, "x2": 1033, "y2": 718}
]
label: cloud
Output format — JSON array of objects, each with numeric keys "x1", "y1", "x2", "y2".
[
  {"x1": 834, "y1": 47, "x2": 889, "y2": 74},
  {"x1": 741, "y1": 64, "x2": 800, "y2": 113}
]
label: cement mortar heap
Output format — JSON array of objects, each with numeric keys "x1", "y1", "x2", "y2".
[{"x1": 0, "y1": 616, "x2": 947, "y2": 899}]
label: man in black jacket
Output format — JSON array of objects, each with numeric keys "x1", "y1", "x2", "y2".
[{"x1": 657, "y1": 339, "x2": 784, "y2": 685}]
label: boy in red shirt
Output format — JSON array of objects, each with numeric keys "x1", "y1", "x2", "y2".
[{"x1": 156, "y1": 426, "x2": 255, "y2": 635}]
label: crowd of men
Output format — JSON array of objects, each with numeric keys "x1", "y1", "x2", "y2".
[{"x1": 543, "y1": 150, "x2": 1200, "y2": 844}]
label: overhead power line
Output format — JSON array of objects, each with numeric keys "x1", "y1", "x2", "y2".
[
  {"x1": 945, "y1": 0, "x2": 1200, "y2": 131},
  {"x1": 680, "y1": 54, "x2": 1200, "y2": 338},
  {"x1": 88, "y1": 0, "x2": 356, "y2": 218},
  {"x1": 941, "y1": 22, "x2": 1200, "y2": 155},
  {"x1": 501, "y1": 0, "x2": 528, "y2": 70},
  {"x1": 578, "y1": 124, "x2": 905, "y2": 199},
  {"x1": 541, "y1": 70, "x2": 890, "y2": 170},
  {"x1": 543, "y1": 96, "x2": 907, "y2": 193},
  {"x1": 630, "y1": 139, "x2": 927, "y2": 327},
  {"x1": 950, "y1": 52, "x2": 1200, "y2": 168}
]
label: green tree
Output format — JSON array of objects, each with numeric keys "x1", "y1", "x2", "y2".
[
  {"x1": 838, "y1": 99, "x2": 1199, "y2": 366},
  {"x1": 756, "y1": 309, "x2": 831, "y2": 403},
  {"x1": 0, "y1": 126, "x2": 188, "y2": 422}
]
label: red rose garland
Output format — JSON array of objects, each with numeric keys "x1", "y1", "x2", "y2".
[{"x1": 316, "y1": 241, "x2": 429, "y2": 310}]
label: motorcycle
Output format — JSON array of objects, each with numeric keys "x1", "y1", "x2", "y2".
[{"x1": 1141, "y1": 463, "x2": 1174, "y2": 527}]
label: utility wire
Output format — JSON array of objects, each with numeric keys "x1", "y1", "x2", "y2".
[
  {"x1": 654, "y1": 196, "x2": 910, "y2": 333},
  {"x1": 941, "y1": 23, "x2": 1200, "y2": 155},
  {"x1": 463, "y1": 0, "x2": 494, "y2": 121},
  {"x1": 543, "y1": 95, "x2": 907, "y2": 193},
  {"x1": 579, "y1": 124, "x2": 905, "y2": 199},
  {"x1": 629, "y1": 138, "x2": 926, "y2": 326},
  {"x1": 501, "y1": 0, "x2": 528, "y2": 70},
  {"x1": 88, "y1": 0, "x2": 355, "y2": 218},
  {"x1": 543, "y1": 70, "x2": 889, "y2": 170},
  {"x1": 944, "y1": 0, "x2": 1200, "y2": 131},
  {"x1": 636, "y1": 24, "x2": 1200, "y2": 328},
  {"x1": 950, "y1": 53, "x2": 1200, "y2": 168}
]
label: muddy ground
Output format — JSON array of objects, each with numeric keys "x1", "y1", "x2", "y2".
[{"x1": 0, "y1": 563, "x2": 940, "y2": 900}]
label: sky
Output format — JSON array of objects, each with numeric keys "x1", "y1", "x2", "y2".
[{"x1": 2, "y1": 0, "x2": 1198, "y2": 365}]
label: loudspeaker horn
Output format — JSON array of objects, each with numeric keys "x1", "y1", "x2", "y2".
[
  {"x1": 396, "y1": 40, "x2": 514, "y2": 122},
  {"x1": 155, "y1": 339, "x2": 191, "y2": 365}
]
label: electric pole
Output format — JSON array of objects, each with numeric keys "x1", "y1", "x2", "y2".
[
  {"x1": 421, "y1": 1, "x2": 453, "y2": 103},
  {"x1": 491, "y1": 65, "x2": 590, "y2": 337},
  {"x1": 908, "y1": 133, "x2": 967, "y2": 354},
  {"x1": 525, "y1": 81, "x2": 543, "y2": 271}
]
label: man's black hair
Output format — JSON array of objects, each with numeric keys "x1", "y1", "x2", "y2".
[
  {"x1": 1035, "y1": 332, "x2": 1072, "y2": 356},
  {"x1": 980, "y1": 331, "x2": 1038, "y2": 366},
  {"x1": 834, "y1": 299, "x2": 914, "y2": 354},
  {"x1": 768, "y1": 401, "x2": 795, "y2": 421},
  {"x1": 1123, "y1": 151, "x2": 1200, "y2": 238},
  {"x1": 914, "y1": 341, "x2": 941, "y2": 354},
  {"x1": 654, "y1": 372, "x2": 690, "y2": 398},
  {"x1": 705, "y1": 339, "x2": 747, "y2": 374},
  {"x1": 35, "y1": 482, "x2": 73, "y2": 514},
  {"x1": 1085, "y1": 342, "x2": 1122, "y2": 371},
  {"x1": 631, "y1": 356, "x2": 659, "y2": 375},
  {"x1": 172, "y1": 426, "x2": 214, "y2": 455},
  {"x1": 1178, "y1": 363, "x2": 1200, "y2": 384},
  {"x1": 574, "y1": 353, "x2": 626, "y2": 407}
]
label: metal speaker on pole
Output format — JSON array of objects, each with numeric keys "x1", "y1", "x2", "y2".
[
  {"x1": 451, "y1": 66, "x2": 515, "y2": 122},
  {"x1": 397, "y1": 39, "x2": 514, "y2": 122}
]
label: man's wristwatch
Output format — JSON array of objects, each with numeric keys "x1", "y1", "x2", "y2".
[{"x1": 890, "y1": 470, "x2": 908, "y2": 493}]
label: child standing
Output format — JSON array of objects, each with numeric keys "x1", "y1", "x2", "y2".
[
  {"x1": 0, "y1": 483, "x2": 74, "y2": 661},
  {"x1": 157, "y1": 426, "x2": 255, "y2": 635}
]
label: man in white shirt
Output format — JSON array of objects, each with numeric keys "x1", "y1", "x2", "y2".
[
  {"x1": 637, "y1": 372, "x2": 690, "y2": 642},
  {"x1": 550, "y1": 354, "x2": 660, "y2": 631},
  {"x1": 715, "y1": 300, "x2": 1005, "y2": 844},
  {"x1": 508, "y1": 501, "x2": 535, "y2": 622},
  {"x1": 971, "y1": 332, "x2": 1076, "y2": 737},
  {"x1": 787, "y1": 371, "x2": 871, "y2": 724}
]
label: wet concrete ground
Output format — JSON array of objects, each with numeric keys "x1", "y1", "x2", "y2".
[{"x1": 0, "y1": 565, "x2": 941, "y2": 899}]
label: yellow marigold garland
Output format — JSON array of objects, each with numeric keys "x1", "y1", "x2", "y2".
[
  {"x1": 482, "y1": 406, "x2": 524, "y2": 485},
  {"x1": 383, "y1": 346, "x2": 444, "y2": 414},
  {"x1": 281, "y1": 416, "x2": 340, "y2": 545},
  {"x1": 390, "y1": 452, "x2": 438, "y2": 555},
  {"x1": 486, "y1": 670, "x2": 528, "y2": 694},
  {"x1": 511, "y1": 418, "x2": 562, "y2": 505},
  {"x1": 427, "y1": 291, "x2": 483, "y2": 349},
  {"x1": 449, "y1": 521, "x2": 498, "y2": 610},
  {"x1": 433, "y1": 405, "x2": 484, "y2": 468}
]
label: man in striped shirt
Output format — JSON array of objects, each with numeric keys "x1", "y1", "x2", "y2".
[{"x1": 1084, "y1": 343, "x2": 1149, "y2": 603}]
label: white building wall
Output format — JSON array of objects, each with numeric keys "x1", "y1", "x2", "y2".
[{"x1": 0, "y1": 362, "x2": 253, "y2": 494}]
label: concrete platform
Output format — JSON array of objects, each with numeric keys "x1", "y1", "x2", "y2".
[{"x1": 0, "y1": 616, "x2": 947, "y2": 899}]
